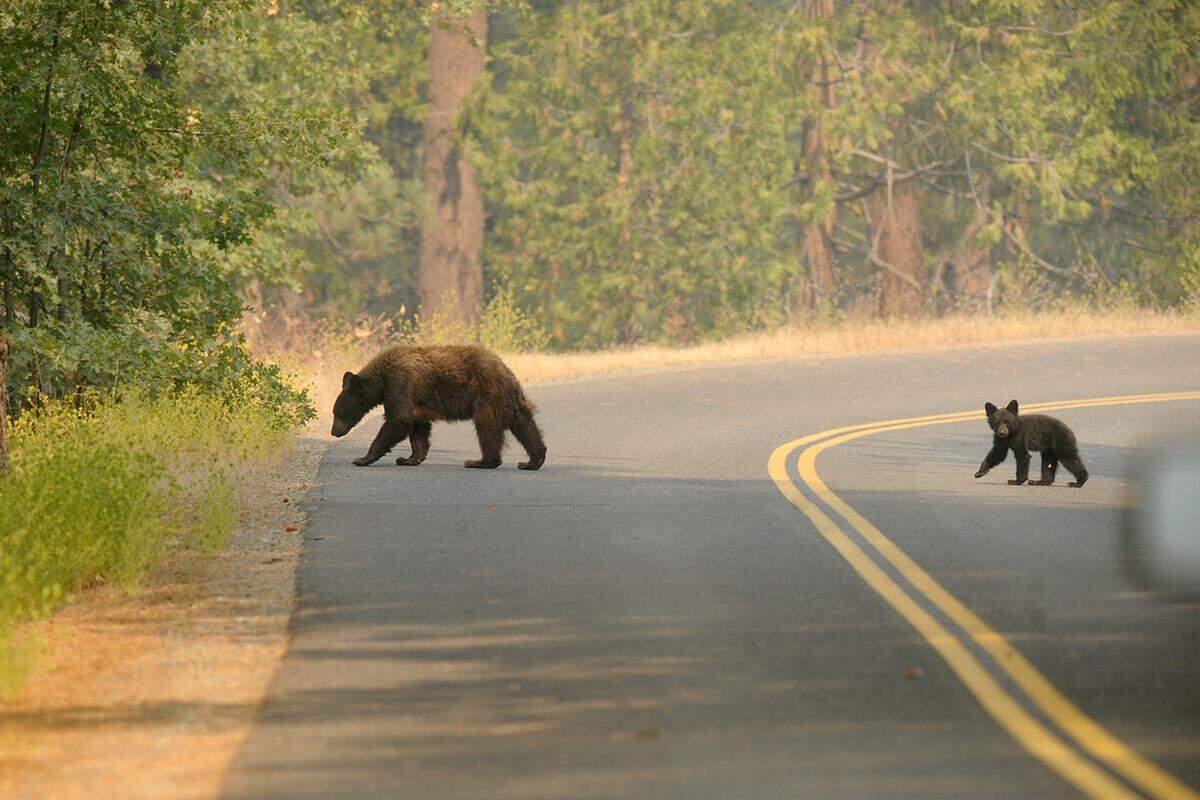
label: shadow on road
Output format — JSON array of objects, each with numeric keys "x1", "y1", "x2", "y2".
[{"x1": 218, "y1": 460, "x2": 1158, "y2": 800}]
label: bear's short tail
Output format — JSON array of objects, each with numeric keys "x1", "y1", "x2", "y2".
[{"x1": 516, "y1": 388, "x2": 538, "y2": 416}]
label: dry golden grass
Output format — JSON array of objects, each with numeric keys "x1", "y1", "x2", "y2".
[
  {"x1": 245, "y1": 308, "x2": 1199, "y2": 425},
  {"x1": 506, "y1": 309, "x2": 1199, "y2": 384}
]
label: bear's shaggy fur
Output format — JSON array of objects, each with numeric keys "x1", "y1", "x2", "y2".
[
  {"x1": 974, "y1": 399, "x2": 1088, "y2": 487},
  {"x1": 331, "y1": 344, "x2": 546, "y2": 470}
]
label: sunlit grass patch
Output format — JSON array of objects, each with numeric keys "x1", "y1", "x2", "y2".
[{"x1": 0, "y1": 389, "x2": 297, "y2": 695}]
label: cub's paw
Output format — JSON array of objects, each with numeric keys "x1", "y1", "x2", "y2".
[
  {"x1": 464, "y1": 459, "x2": 501, "y2": 469},
  {"x1": 974, "y1": 469, "x2": 988, "y2": 479},
  {"x1": 353, "y1": 456, "x2": 376, "y2": 467},
  {"x1": 1068, "y1": 479, "x2": 1087, "y2": 488},
  {"x1": 1028, "y1": 479, "x2": 1052, "y2": 486},
  {"x1": 396, "y1": 455, "x2": 424, "y2": 466},
  {"x1": 1008, "y1": 479, "x2": 1027, "y2": 485}
]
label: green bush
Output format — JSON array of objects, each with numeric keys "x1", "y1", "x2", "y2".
[
  {"x1": 4, "y1": 322, "x2": 315, "y2": 428},
  {"x1": 0, "y1": 388, "x2": 298, "y2": 692},
  {"x1": 404, "y1": 285, "x2": 551, "y2": 353}
]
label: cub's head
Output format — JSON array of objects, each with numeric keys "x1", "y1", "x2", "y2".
[
  {"x1": 331, "y1": 371, "x2": 371, "y2": 438},
  {"x1": 984, "y1": 399, "x2": 1021, "y2": 438}
]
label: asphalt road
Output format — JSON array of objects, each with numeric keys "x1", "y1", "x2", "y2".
[{"x1": 222, "y1": 334, "x2": 1200, "y2": 800}]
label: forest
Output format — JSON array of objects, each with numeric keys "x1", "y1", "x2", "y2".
[{"x1": 3, "y1": 0, "x2": 1199, "y2": 391}]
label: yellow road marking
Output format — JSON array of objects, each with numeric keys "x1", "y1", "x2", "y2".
[{"x1": 770, "y1": 390, "x2": 1200, "y2": 800}]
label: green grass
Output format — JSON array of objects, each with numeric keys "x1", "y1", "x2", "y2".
[{"x1": 0, "y1": 388, "x2": 297, "y2": 695}]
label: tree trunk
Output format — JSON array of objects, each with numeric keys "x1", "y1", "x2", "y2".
[
  {"x1": 3, "y1": 264, "x2": 12, "y2": 326},
  {"x1": 617, "y1": 97, "x2": 638, "y2": 343},
  {"x1": 0, "y1": 333, "x2": 10, "y2": 470},
  {"x1": 865, "y1": 180, "x2": 926, "y2": 316},
  {"x1": 948, "y1": 199, "x2": 992, "y2": 305},
  {"x1": 418, "y1": 12, "x2": 488, "y2": 327},
  {"x1": 27, "y1": 20, "x2": 63, "y2": 330},
  {"x1": 798, "y1": 0, "x2": 837, "y2": 311}
]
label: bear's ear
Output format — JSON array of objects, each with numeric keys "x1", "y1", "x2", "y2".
[
  {"x1": 1006, "y1": 399, "x2": 1019, "y2": 414},
  {"x1": 984, "y1": 402, "x2": 997, "y2": 416},
  {"x1": 342, "y1": 371, "x2": 358, "y2": 390}
]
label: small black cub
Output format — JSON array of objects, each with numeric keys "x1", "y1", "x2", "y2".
[{"x1": 974, "y1": 400, "x2": 1088, "y2": 487}]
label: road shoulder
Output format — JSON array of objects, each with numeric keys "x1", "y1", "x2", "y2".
[{"x1": 0, "y1": 435, "x2": 325, "y2": 800}]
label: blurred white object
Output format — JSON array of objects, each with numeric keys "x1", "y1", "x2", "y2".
[{"x1": 1135, "y1": 445, "x2": 1200, "y2": 590}]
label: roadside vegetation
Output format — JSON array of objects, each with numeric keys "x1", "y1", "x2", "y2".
[{"x1": 0, "y1": 374, "x2": 309, "y2": 693}]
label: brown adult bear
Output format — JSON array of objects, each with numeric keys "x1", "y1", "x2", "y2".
[{"x1": 330, "y1": 344, "x2": 546, "y2": 470}]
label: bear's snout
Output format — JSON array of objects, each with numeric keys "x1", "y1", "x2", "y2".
[
  {"x1": 996, "y1": 423, "x2": 1010, "y2": 437},
  {"x1": 331, "y1": 419, "x2": 351, "y2": 437}
]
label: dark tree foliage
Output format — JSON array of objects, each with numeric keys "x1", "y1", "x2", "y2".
[{"x1": 0, "y1": 0, "x2": 312, "y2": 417}]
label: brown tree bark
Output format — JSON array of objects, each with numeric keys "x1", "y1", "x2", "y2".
[
  {"x1": 948, "y1": 200, "x2": 992, "y2": 304},
  {"x1": 617, "y1": 97, "x2": 640, "y2": 343},
  {"x1": 3, "y1": 262, "x2": 12, "y2": 326},
  {"x1": 0, "y1": 333, "x2": 10, "y2": 470},
  {"x1": 28, "y1": 18, "x2": 63, "y2": 330},
  {"x1": 418, "y1": 12, "x2": 488, "y2": 326},
  {"x1": 865, "y1": 180, "x2": 926, "y2": 317},
  {"x1": 798, "y1": 0, "x2": 837, "y2": 311}
]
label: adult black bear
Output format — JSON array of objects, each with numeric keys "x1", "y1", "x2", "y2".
[
  {"x1": 331, "y1": 344, "x2": 546, "y2": 470},
  {"x1": 974, "y1": 400, "x2": 1088, "y2": 487}
]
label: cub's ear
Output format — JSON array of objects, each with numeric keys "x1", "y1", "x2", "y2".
[
  {"x1": 342, "y1": 371, "x2": 359, "y2": 390},
  {"x1": 984, "y1": 402, "x2": 997, "y2": 416},
  {"x1": 1006, "y1": 399, "x2": 1019, "y2": 414}
]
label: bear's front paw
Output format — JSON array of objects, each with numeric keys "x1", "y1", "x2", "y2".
[
  {"x1": 353, "y1": 456, "x2": 375, "y2": 466},
  {"x1": 974, "y1": 469, "x2": 988, "y2": 478},
  {"x1": 1008, "y1": 478, "x2": 1027, "y2": 485}
]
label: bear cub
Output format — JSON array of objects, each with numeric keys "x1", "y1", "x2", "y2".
[
  {"x1": 331, "y1": 343, "x2": 546, "y2": 471},
  {"x1": 974, "y1": 399, "x2": 1088, "y2": 487}
]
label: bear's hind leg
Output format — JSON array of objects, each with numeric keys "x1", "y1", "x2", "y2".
[
  {"x1": 509, "y1": 407, "x2": 546, "y2": 471},
  {"x1": 466, "y1": 415, "x2": 504, "y2": 469},
  {"x1": 1030, "y1": 450, "x2": 1057, "y2": 486},
  {"x1": 1062, "y1": 455, "x2": 1088, "y2": 488},
  {"x1": 397, "y1": 420, "x2": 432, "y2": 466}
]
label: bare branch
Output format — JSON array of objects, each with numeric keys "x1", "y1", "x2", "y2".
[
  {"x1": 964, "y1": 148, "x2": 1073, "y2": 279},
  {"x1": 867, "y1": 250, "x2": 923, "y2": 290},
  {"x1": 1000, "y1": 24, "x2": 1078, "y2": 37}
]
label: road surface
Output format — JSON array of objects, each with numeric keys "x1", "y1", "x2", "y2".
[{"x1": 222, "y1": 334, "x2": 1200, "y2": 799}]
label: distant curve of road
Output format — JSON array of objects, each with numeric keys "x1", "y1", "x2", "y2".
[{"x1": 222, "y1": 334, "x2": 1200, "y2": 800}]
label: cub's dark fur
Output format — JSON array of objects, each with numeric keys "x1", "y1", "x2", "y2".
[
  {"x1": 331, "y1": 344, "x2": 546, "y2": 471},
  {"x1": 974, "y1": 399, "x2": 1088, "y2": 487}
]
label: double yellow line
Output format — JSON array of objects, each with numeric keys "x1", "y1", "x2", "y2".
[{"x1": 769, "y1": 391, "x2": 1200, "y2": 800}]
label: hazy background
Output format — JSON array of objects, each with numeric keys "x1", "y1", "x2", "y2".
[{"x1": 2, "y1": 0, "x2": 1198, "y2": 399}]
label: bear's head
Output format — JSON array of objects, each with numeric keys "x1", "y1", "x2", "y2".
[
  {"x1": 331, "y1": 371, "x2": 372, "y2": 437},
  {"x1": 984, "y1": 399, "x2": 1020, "y2": 439}
]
